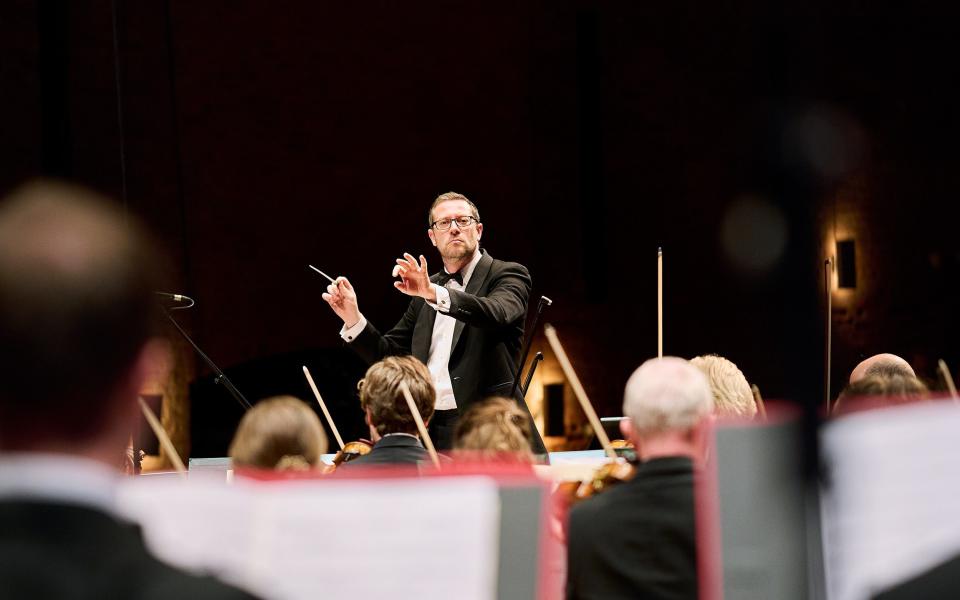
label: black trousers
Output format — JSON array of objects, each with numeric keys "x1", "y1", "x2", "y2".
[{"x1": 428, "y1": 408, "x2": 460, "y2": 451}]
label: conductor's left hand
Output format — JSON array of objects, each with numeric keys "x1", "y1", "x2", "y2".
[{"x1": 394, "y1": 253, "x2": 432, "y2": 299}]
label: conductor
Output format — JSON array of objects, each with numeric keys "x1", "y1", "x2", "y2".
[{"x1": 322, "y1": 191, "x2": 545, "y2": 453}]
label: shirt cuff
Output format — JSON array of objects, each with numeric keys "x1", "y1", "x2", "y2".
[
  {"x1": 428, "y1": 284, "x2": 451, "y2": 313},
  {"x1": 339, "y1": 314, "x2": 368, "y2": 342}
]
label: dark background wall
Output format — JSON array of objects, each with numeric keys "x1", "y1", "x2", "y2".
[{"x1": 4, "y1": 1, "x2": 960, "y2": 454}]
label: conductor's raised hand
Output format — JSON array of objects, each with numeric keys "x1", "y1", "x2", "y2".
[
  {"x1": 393, "y1": 253, "x2": 432, "y2": 299},
  {"x1": 321, "y1": 276, "x2": 361, "y2": 327}
]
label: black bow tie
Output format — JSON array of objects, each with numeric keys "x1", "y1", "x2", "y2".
[{"x1": 437, "y1": 271, "x2": 464, "y2": 287}]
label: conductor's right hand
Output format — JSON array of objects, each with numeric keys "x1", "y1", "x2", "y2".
[{"x1": 322, "y1": 277, "x2": 361, "y2": 328}]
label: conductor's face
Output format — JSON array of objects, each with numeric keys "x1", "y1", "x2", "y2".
[{"x1": 428, "y1": 200, "x2": 483, "y2": 262}]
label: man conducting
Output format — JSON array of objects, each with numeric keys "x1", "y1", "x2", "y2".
[{"x1": 322, "y1": 191, "x2": 544, "y2": 453}]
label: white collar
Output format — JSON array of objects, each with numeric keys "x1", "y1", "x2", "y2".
[
  {"x1": 0, "y1": 453, "x2": 120, "y2": 514},
  {"x1": 381, "y1": 432, "x2": 420, "y2": 441},
  {"x1": 445, "y1": 248, "x2": 483, "y2": 287}
]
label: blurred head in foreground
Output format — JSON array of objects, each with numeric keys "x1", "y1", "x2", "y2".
[
  {"x1": 359, "y1": 355, "x2": 435, "y2": 441},
  {"x1": 849, "y1": 353, "x2": 915, "y2": 384},
  {"x1": 452, "y1": 396, "x2": 534, "y2": 462},
  {"x1": 0, "y1": 181, "x2": 168, "y2": 458},
  {"x1": 689, "y1": 354, "x2": 757, "y2": 419},
  {"x1": 229, "y1": 396, "x2": 328, "y2": 470},
  {"x1": 621, "y1": 357, "x2": 714, "y2": 461},
  {"x1": 834, "y1": 374, "x2": 929, "y2": 414}
]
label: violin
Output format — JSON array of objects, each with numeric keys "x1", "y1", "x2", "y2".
[
  {"x1": 555, "y1": 459, "x2": 636, "y2": 502},
  {"x1": 328, "y1": 438, "x2": 374, "y2": 470},
  {"x1": 304, "y1": 366, "x2": 375, "y2": 473},
  {"x1": 610, "y1": 438, "x2": 637, "y2": 462},
  {"x1": 543, "y1": 325, "x2": 639, "y2": 504}
]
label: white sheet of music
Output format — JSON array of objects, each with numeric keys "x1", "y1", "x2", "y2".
[
  {"x1": 118, "y1": 476, "x2": 501, "y2": 600},
  {"x1": 820, "y1": 399, "x2": 960, "y2": 600}
]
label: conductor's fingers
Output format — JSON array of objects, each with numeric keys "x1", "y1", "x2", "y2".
[
  {"x1": 403, "y1": 253, "x2": 421, "y2": 271},
  {"x1": 418, "y1": 255, "x2": 428, "y2": 271}
]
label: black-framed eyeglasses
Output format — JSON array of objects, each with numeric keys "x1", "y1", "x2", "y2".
[{"x1": 430, "y1": 215, "x2": 479, "y2": 231}]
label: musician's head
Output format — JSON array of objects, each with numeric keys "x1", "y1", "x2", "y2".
[
  {"x1": 689, "y1": 354, "x2": 757, "y2": 419},
  {"x1": 359, "y1": 356, "x2": 435, "y2": 438},
  {"x1": 427, "y1": 191, "x2": 483, "y2": 262},
  {"x1": 0, "y1": 180, "x2": 169, "y2": 456},
  {"x1": 452, "y1": 396, "x2": 534, "y2": 462},
  {"x1": 834, "y1": 374, "x2": 929, "y2": 414},
  {"x1": 621, "y1": 357, "x2": 714, "y2": 458},
  {"x1": 229, "y1": 396, "x2": 328, "y2": 471},
  {"x1": 849, "y1": 353, "x2": 915, "y2": 384}
]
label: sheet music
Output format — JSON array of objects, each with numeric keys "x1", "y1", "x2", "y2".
[
  {"x1": 118, "y1": 476, "x2": 501, "y2": 600},
  {"x1": 821, "y1": 399, "x2": 960, "y2": 600}
]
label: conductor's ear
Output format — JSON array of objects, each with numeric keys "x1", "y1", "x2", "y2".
[{"x1": 428, "y1": 228, "x2": 437, "y2": 247}]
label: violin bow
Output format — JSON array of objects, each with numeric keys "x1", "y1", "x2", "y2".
[
  {"x1": 937, "y1": 359, "x2": 959, "y2": 404},
  {"x1": 544, "y1": 324, "x2": 618, "y2": 460},
  {"x1": 658, "y1": 247, "x2": 663, "y2": 359},
  {"x1": 824, "y1": 257, "x2": 833, "y2": 413},
  {"x1": 303, "y1": 365, "x2": 346, "y2": 450},
  {"x1": 751, "y1": 384, "x2": 768, "y2": 420},
  {"x1": 399, "y1": 381, "x2": 441, "y2": 468},
  {"x1": 137, "y1": 396, "x2": 187, "y2": 477}
]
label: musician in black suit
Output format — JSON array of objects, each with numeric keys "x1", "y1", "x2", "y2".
[
  {"x1": 340, "y1": 356, "x2": 434, "y2": 468},
  {"x1": 566, "y1": 357, "x2": 715, "y2": 600},
  {"x1": 322, "y1": 191, "x2": 545, "y2": 453},
  {"x1": 0, "y1": 182, "x2": 258, "y2": 600}
]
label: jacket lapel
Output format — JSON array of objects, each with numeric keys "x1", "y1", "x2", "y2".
[{"x1": 451, "y1": 251, "x2": 492, "y2": 354}]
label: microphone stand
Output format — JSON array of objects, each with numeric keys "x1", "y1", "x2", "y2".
[
  {"x1": 520, "y1": 352, "x2": 544, "y2": 398},
  {"x1": 510, "y1": 296, "x2": 553, "y2": 400},
  {"x1": 163, "y1": 309, "x2": 252, "y2": 411}
]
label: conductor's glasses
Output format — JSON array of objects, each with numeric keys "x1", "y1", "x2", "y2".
[{"x1": 431, "y1": 215, "x2": 479, "y2": 231}]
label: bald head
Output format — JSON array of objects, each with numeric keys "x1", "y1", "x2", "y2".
[
  {"x1": 849, "y1": 354, "x2": 915, "y2": 384},
  {"x1": 623, "y1": 357, "x2": 714, "y2": 436}
]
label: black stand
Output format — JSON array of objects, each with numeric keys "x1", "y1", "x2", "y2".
[
  {"x1": 510, "y1": 296, "x2": 553, "y2": 399},
  {"x1": 164, "y1": 310, "x2": 252, "y2": 411}
]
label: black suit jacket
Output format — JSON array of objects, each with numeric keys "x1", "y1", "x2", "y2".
[
  {"x1": 350, "y1": 250, "x2": 546, "y2": 453},
  {"x1": 340, "y1": 434, "x2": 429, "y2": 468},
  {"x1": 0, "y1": 500, "x2": 259, "y2": 600},
  {"x1": 873, "y1": 553, "x2": 960, "y2": 599},
  {"x1": 566, "y1": 457, "x2": 698, "y2": 600}
]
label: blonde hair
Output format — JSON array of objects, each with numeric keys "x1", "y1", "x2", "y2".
[
  {"x1": 359, "y1": 356, "x2": 435, "y2": 436},
  {"x1": 453, "y1": 397, "x2": 534, "y2": 461},
  {"x1": 623, "y1": 357, "x2": 714, "y2": 435},
  {"x1": 229, "y1": 396, "x2": 328, "y2": 471},
  {"x1": 689, "y1": 355, "x2": 757, "y2": 418}
]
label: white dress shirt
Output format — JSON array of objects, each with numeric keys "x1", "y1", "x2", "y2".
[{"x1": 341, "y1": 248, "x2": 483, "y2": 410}]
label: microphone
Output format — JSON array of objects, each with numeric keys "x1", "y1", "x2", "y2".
[{"x1": 155, "y1": 292, "x2": 195, "y2": 309}]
